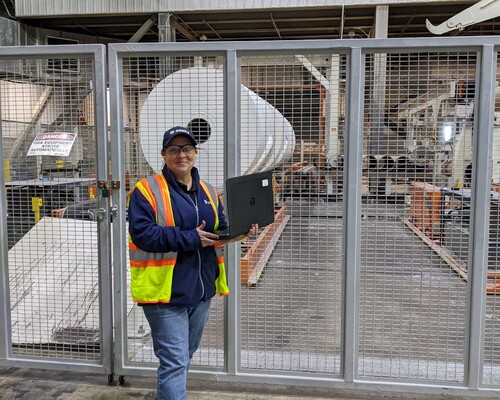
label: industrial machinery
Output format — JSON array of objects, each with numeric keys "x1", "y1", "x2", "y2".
[
  {"x1": 427, "y1": 0, "x2": 500, "y2": 35},
  {"x1": 397, "y1": 78, "x2": 500, "y2": 293},
  {"x1": 395, "y1": 79, "x2": 475, "y2": 188},
  {"x1": 138, "y1": 67, "x2": 296, "y2": 191}
]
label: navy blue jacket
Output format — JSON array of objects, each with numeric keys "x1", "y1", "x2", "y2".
[{"x1": 128, "y1": 165, "x2": 228, "y2": 306}]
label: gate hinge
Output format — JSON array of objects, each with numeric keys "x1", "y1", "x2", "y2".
[{"x1": 111, "y1": 180, "x2": 121, "y2": 189}]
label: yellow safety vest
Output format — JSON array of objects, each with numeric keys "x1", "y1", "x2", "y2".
[{"x1": 128, "y1": 173, "x2": 229, "y2": 303}]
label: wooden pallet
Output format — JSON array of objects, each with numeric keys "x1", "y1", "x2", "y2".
[
  {"x1": 404, "y1": 218, "x2": 500, "y2": 294},
  {"x1": 240, "y1": 206, "x2": 290, "y2": 286}
]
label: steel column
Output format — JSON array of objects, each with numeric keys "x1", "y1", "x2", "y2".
[
  {"x1": 342, "y1": 47, "x2": 365, "y2": 383},
  {"x1": 224, "y1": 49, "x2": 241, "y2": 374},
  {"x1": 466, "y1": 44, "x2": 497, "y2": 389}
]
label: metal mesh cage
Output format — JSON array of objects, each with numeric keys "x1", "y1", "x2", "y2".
[
  {"x1": 2, "y1": 56, "x2": 102, "y2": 361},
  {"x1": 238, "y1": 53, "x2": 345, "y2": 374},
  {"x1": 358, "y1": 51, "x2": 476, "y2": 382},
  {"x1": 482, "y1": 53, "x2": 500, "y2": 386},
  {"x1": 121, "y1": 55, "x2": 226, "y2": 368},
  {"x1": 115, "y1": 46, "x2": 500, "y2": 383}
]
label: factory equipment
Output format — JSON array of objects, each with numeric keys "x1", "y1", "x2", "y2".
[
  {"x1": 427, "y1": 0, "x2": 500, "y2": 35},
  {"x1": 404, "y1": 182, "x2": 500, "y2": 294},
  {"x1": 397, "y1": 79, "x2": 500, "y2": 294},
  {"x1": 394, "y1": 79, "x2": 479, "y2": 188},
  {"x1": 138, "y1": 67, "x2": 296, "y2": 190}
]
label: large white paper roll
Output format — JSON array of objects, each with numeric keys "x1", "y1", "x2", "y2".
[{"x1": 139, "y1": 67, "x2": 295, "y2": 189}]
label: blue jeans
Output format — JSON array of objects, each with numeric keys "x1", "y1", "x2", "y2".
[{"x1": 142, "y1": 299, "x2": 211, "y2": 400}]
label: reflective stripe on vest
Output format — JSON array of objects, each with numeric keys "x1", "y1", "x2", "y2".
[
  {"x1": 213, "y1": 242, "x2": 229, "y2": 295},
  {"x1": 198, "y1": 181, "x2": 229, "y2": 295},
  {"x1": 129, "y1": 174, "x2": 229, "y2": 303},
  {"x1": 199, "y1": 180, "x2": 219, "y2": 230}
]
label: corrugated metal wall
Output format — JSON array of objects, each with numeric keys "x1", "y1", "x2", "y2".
[{"x1": 13, "y1": 0, "x2": 467, "y2": 17}]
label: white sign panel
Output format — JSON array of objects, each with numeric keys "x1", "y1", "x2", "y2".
[{"x1": 27, "y1": 132, "x2": 77, "y2": 157}]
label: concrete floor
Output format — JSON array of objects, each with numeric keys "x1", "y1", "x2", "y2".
[
  {"x1": 0, "y1": 366, "x2": 498, "y2": 400},
  {"x1": 124, "y1": 200, "x2": 500, "y2": 385},
  {"x1": 4, "y1": 200, "x2": 500, "y2": 397}
]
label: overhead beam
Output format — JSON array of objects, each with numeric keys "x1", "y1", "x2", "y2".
[
  {"x1": 171, "y1": 19, "x2": 197, "y2": 41},
  {"x1": 128, "y1": 14, "x2": 157, "y2": 43},
  {"x1": 270, "y1": 12, "x2": 282, "y2": 39},
  {"x1": 203, "y1": 19, "x2": 223, "y2": 39},
  {"x1": 295, "y1": 55, "x2": 330, "y2": 91}
]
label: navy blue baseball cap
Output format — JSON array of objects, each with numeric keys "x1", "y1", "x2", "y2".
[{"x1": 162, "y1": 126, "x2": 197, "y2": 149}]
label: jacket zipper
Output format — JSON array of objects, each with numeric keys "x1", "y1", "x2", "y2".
[{"x1": 187, "y1": 194, "x2": 205, "y2": 300}]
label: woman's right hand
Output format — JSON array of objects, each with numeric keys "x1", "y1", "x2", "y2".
[{"x1": 196, "y1": 220, "x2": 220, "y2": 247}]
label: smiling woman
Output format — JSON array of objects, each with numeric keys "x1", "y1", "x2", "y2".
[
  {"x1": 127, "y1": 125, "x2": 257, "y2": 399},
  {"x1": 161, "y1": 133, "x2": 198, "y2": 187}
]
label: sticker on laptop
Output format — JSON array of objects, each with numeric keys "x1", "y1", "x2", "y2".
[{"x1": 262, "y1": 179, "x2": 269, "y2": 187}]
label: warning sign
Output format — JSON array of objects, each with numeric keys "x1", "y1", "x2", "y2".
[{"x1": 27, "y1": 132, "x2": 77, "y2": 157}]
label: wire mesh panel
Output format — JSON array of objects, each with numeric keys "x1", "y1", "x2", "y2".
[
  {"x1": 1, "y1": 54, "x2": 105, "y2": 362},
  {"x1": 238, "y1": 53, "x2": 345, "y2": 375},
  {"x1": 120, "y1": 55, "x2": 226, "y2": 368},
  {"x1": 109, "y1": 39, "x2": 500, "y2": 395},
  {"x1": 358, "y1": 51, "x2": 477, "y2": 382},
  {"x1": 482, "y1": 52, "x2": 500, "y2": 386}
]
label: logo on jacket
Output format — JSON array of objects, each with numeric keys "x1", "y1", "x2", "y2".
[{"x1": 204, "y1": 199, "x2": 211, "y2": 205}]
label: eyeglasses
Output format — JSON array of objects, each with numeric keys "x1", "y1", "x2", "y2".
[{"x1": 164, "y1": 144, "x2": 196, "y2": 156}]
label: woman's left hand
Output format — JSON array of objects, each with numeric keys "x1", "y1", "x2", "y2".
[{"x1": 218, "y1": 223, "x2": 259, "y2": 245}]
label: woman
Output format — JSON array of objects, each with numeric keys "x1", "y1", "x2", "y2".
[{"x1": 127, "y1": 126, "x2": 257, "y2": 400}]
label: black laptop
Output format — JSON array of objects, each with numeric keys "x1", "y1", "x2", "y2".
[{"x1": 215, "y1": 170, "x2": 275, "y2": 239}]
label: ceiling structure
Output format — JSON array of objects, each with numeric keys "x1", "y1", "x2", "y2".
[{"x1": 10, "y1": 1, "x2": 500, "y2": 43}]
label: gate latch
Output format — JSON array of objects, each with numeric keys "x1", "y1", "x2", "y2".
[{"x1": 88, "y1": 208, "x2": 107, "y2": 222}]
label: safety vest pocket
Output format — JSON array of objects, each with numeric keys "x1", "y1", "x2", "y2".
[{"x1": 130, "y1": 265, "x2": 175, "y2": 303}]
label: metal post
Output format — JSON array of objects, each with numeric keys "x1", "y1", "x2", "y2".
[
  {"x1": 325, "y1": 54, "x2": 341, "y2": 167},
  {"x1": 224, "y1": 49, "x2": 241, "y2": 374},
  {"x1": 158, "y1": 13, "x2": 176, "y2": 78},
  {"x1": 93, "y1": 44, "x2": 114, "y2": 375},
  {"x1": 368, "y1": 6, "x2": 389, "y2": 195},
  {"x1": 342, "y1": 47, "x2": 364, "y2": 383},
  {"x1": 0, "y1": 95, "x2": 12, "y2": 362},
  {"x1": 108, "y1": 44, "x2": 127, "y2": 377},
  {"x1": 465, "y1": 44, "x2": 496, "y2": 389},
  {"x1": 369, "y1": 5, "x2": 388, "y2": 156}
]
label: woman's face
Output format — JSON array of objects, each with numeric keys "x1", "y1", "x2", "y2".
[{"x1": 162, "y1": 136, "x2": 197, "y2": 178}]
